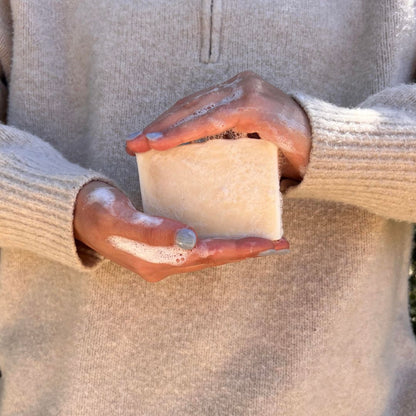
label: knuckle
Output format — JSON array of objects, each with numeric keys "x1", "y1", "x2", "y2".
[
  {"x1": 248, "y1": 77, "x2": 266, "y2": 94},
  {"x1": 242, "y1": 81, "x2": 268, "y2": 109},
  {"x1": 242, "y1": 88, "x2": 261, "y2": 108},
  {"x1": 174, "y1": 96, "x2": 192, "y2": 107},
  {"x1": 239, "y1": 70, "x2": 258, "y2": 79},
  {"x1": 173, "y1": 99, "x2": 185, "y2": 108}
]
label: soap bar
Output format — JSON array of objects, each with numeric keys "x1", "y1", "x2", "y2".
[{"x1": 136, "y1": 138, "x2": 283, "y2": 240}]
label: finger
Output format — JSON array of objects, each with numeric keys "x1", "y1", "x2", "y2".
[
  {"x1": 147, "y1": 88, "x2": 227, "y2": 132},
  {"x1": 77, "y1": 182, "x2": 199, "y2": 249},
  {"x1": 126, "y1": 96, "x2": 235, "y2": 154},
  {"x1": 145, "y1": 72, "x2": 244, "y2": 133},
  {"x1": 83, "y1": 184, "x2": 197, "y2": 248},
  {"x1": 127, "y1": 79, "x2": 245, "y2": 153},
  {"x1": 142, "y1": 107, "x2": 240, "y2": 151},
  {"x1": 114, "y1": 209, "x2": 198, "y2": 249},
  {"x1": 134, "y1": 236, "x2": 289, "y2": 282},
  {"x1": 187, "y1": 236, "x2": 289, "y2": 266},
  {"x1": 126, "y1": 136, "x2": 150, "y2": 155},
  {"x1": 126, "y1": 88, "x2": 229, "y2": 155},
  {"x1": 104, "y1": 236, "x2": 288, "y2": 283}
]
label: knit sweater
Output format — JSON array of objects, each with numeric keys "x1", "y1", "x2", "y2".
[{"x1": 0, "y1": 0, "x2": 415, "y2": 415}]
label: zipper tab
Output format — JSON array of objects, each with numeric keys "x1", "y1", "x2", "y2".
[{"x1": 201, "y1": 0, "x2": 222, "y2": 63}]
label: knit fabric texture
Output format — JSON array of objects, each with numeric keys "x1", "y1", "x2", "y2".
[{"x1": 0, "y1": 1, "x2": 416, "y2": 415}]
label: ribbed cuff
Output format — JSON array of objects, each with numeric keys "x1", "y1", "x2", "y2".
[
  {"x1": 285, "y1": 93, "x2": 416, "y2": 222},
  {"x1": 0, "y1": 128, "x2": 115, "y2": 271}
]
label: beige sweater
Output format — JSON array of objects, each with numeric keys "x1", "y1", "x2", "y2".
[{"x1": 0, "y1": 0, "x2": 416, "y2": 414}]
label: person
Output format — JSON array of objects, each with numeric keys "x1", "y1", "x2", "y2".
[{"x1": 0, "y1": 1, "x2": 415, "y2": 415}]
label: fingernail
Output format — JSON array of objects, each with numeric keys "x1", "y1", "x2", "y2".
[
  {"x1": 175, "y1": 228, "x2": 197, "y2": 250},
  {"x1": 126, "y1": 130, "x2": 142, "y2": 140},
  {"x1": 146, "y1": 132, "x2": 163, "y2": 141},
  {"x1": 257, "y1": 249, "x2": 290, "y2": 257}
]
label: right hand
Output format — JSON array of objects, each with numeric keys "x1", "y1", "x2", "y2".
[
  {"x1": 126, "y1": 71, "x2": 312, "y2": 182},
  {"x1": 73, "y1": 181, "x2": 289, "y2": 282}
]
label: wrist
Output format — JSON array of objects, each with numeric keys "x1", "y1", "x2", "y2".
[
  {"x1": 73, "y1": 180, "x2": 112, "y2": 242},
  {"x1": 284, "y1": 97, "x2": 312, "y2": 180}
]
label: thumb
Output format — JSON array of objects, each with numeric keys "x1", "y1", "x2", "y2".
[
  {"x1": 75, "y1": 181, "x2": 198, "y2": 250},
  {"x1": 120, "y1": 210, "x2": 198, "y2": 250}
]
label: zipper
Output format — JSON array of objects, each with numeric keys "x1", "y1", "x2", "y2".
[{"x1": 201, "y1": 0, "x2": 222, "y2": 63}]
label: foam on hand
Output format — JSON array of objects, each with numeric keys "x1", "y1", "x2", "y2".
[
  {"x1": 136, "y1": 138, "x2": 283, "y2": 240},
  {"x1": 107, "y1": 235, "x2": 190, "y2": 265}
]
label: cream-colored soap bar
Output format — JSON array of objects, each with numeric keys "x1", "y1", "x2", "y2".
[{"x1": 136, "y1": 138, "x2": 282, "y2": 240}]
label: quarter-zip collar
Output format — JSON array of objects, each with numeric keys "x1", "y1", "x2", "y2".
[{"x1": 201, "y1": 0, "x2": 222, "y2": 63}]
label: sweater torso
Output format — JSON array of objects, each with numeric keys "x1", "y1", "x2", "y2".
[{"x1": 0, "y1": 1, "x2": 415, "y2": 415}]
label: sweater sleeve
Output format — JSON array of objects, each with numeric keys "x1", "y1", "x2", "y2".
[
  {"x1": 0, "y1": 0, "x2": 114, "y2": 270},
  {"x1": 0, "y1": 123, "x2": 114, "y2": 270},
  {"x1": 286, "y1": 84, "x2": 416, "y2": 223}
]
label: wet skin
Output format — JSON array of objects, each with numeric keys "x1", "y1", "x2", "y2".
[{"x1": 74, "y1": 72, "x2": 310, "y2": 282}]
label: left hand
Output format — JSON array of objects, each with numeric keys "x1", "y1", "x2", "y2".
[
  {"x1": 74, "y1": 181, "x2": 289, "y2": 282},
  {"x1": 126, "y1": 71, "x2": 312, "y2": 181}
]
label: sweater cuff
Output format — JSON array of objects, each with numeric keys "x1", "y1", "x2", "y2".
[
  {"x1": 285, "y1": 93, "x2": 416, "y2": 221},
  {"x1": 0, "y1": 144, "x2": 115, "y2": 271},
  {"x1": 2, "y1": 169, "x2": 112, "y2": 271}
]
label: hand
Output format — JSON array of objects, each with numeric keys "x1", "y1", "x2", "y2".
[
  {"x1": 126, "y1": 71, "x2": 312, "y2": 181},
  {"x1": 74, "y1": 181, "x2": 289, "y2": 282}
]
